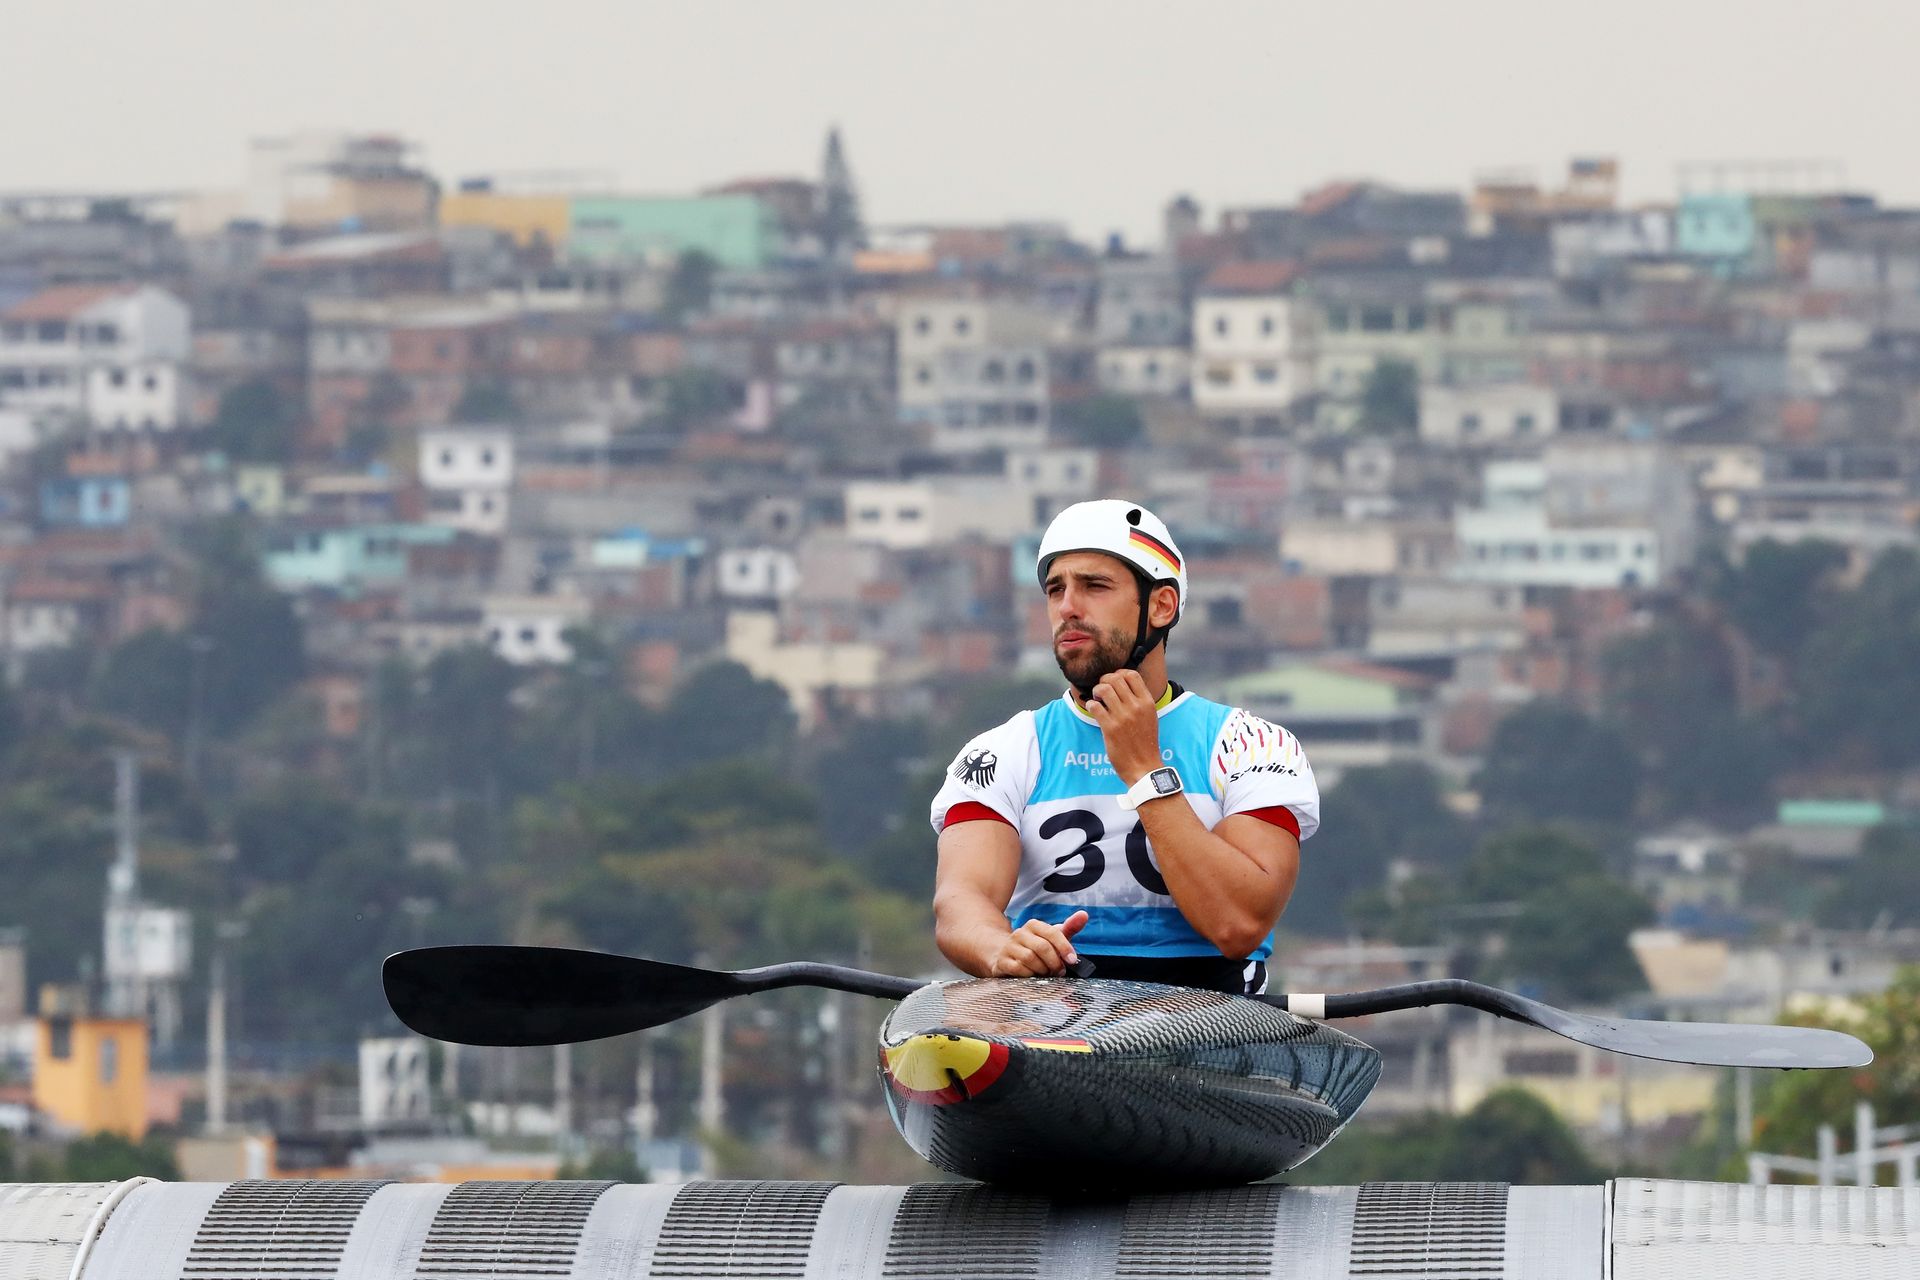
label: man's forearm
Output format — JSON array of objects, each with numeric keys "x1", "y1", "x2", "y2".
[
  {"x1": 934, "y1": 894, "x2": 1014, "y2": 977},
  {"x1": 1135, "y1": 799, "x2": 1290, "y2": 957}
]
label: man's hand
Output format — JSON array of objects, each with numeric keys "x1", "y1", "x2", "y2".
[
  {"x1": 1084, "y1": 670, "x2": 1164, "y2": 784},
  {"x1": 986, "y1": 910, "x2": 1089, "y2": 977}
]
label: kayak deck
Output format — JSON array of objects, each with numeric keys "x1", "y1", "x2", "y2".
[{"x1": 878, "y1": 977, "x2": 1382, "y2": 1192}]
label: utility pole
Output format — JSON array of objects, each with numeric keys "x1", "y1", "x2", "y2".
[
  {"x1": 554, "y1": 1042, "x2": 574, "y2": 1157},
  {"x1": 699, "y1": 1001, "x2": 724, "y2": 1176},
  {"x1": 205, "y1": 921, "x2": 246, "y2": 1133}
]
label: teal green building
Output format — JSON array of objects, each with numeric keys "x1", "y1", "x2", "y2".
[
  {"x1": 264, "y1": 524, "x2": 457, "y2": 591},
  {"x1": 568, "y1": 195, "x2": 776, "y2": 269}
]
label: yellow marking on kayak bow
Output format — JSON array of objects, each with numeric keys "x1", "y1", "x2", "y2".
[
  {"x1": 883, "y1": 1032, "x2": 996, "y2": 1092},
  {"x1": 1020, "y1": 1037, "x2": 1093, "y2": 1052}
]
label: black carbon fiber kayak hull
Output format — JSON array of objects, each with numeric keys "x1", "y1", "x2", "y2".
[{"x1": 877, "y1": 977, "x2": 1381, "y2": 1192}]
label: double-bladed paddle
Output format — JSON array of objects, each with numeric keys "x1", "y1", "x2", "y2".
[{"x1": 382, "y1": 944, "x2": 1872, "y2": 1070}]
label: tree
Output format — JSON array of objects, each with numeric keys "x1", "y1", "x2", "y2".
[
  {"x1": 59, "y1": 1132, "x2": 180, "y2": 1181},
  {"x1": 1751, "y1": 968, "x2": 1920, "y2": 1162},
  {"x1": 1709, "y1": 538, "x2": 1847, "y2": 665},
  {"x1": 1816, "y1": 823, "x2": 1920, "y2": 930},
  {"x1": 1477, "y1": 702, "x2": 1639, "y2": 827},
  {"x1": 1054, "y1": 393, "x2": 1145, "y2": 448},
  {"x1": 1290, "y1": 1087, "x2": 1602, "y2": 1184},
  {"x1": 1358, "y1": 358, "x2": 1419, "y2": 434},
  {"x1": 1798, "y1": 548, "x2": 1920, "y2": 769},
  {"x1": 1357, "y1": 827, "x2": 1653, "y2": 1004},
  {"x1": 658, "y1": 661, "x2": 797, "y2": 770},
  {"x1": 209, "y1": 379, "x2": 298, "y2": 464},
  {"x1": 1602, "y1": 618, "x2": 1771, "y2": 821},
  {"x1": 655, "y1": 368, "x2": 740, "y2": 434},
  {"x1": 665, "y1": 249, "x2": 719, "y2": 321},
  {"x1": 1290, "y1": 761, "x2": 1470, "y2": 935},
  {"x1": 232, "y1": 778, "x2": 361, "y2": 887},
  {"x1": 453, "y1": 380, "x2": 520, "y2": 424}
]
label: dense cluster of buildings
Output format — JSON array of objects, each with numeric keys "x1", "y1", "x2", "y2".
[
  {"x1": 4, "y1": 132, "x2": 1920, "y2": 1171},
  {"x1": 7, "y1": 139, "x2": 1919, "y2": 774}
]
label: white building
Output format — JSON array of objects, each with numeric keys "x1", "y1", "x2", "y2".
[
  {"x1": 0, "y1": 285, "x2": 191, "y2": 430},
  {"x1": 418, "y1": 426, "x2": 513, "y2": 534},
  {"x1": 1419, "y1": 383, "x2": 1559, "y2": 446},
  {"x1": 716, "y1": 548, "x2": 801, "y2": 601},
  {"x1": 483, "y1": 594, "x2": 592, "y2": 665},
  {"x1": 1454, "y1": 449, "x2": 1693, "y2": 589},
  {"x1": 1191, "y1": 262, "x2": 1311, "y2": 431},
  {"x1": 1097, "y1": 346, "x2": 1190, "y2": 399},
  {"x1": 843, "y1": 478, "x2": 1034, "y2": 551},
  {"x1": 896, "y1": 298, "x2": 1058, "y2": 452}
]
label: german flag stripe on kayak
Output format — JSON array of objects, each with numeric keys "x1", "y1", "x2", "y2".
[{"x1": 1129, "y1": 528, "x2": 1181, "y2": 572}]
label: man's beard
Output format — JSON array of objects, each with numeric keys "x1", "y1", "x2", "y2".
[{"x1": 1054, "y1": 623, "x2": 1134, "y2": 696}]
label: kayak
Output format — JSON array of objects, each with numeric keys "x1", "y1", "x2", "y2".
[{"x1": 877, "y1": 976, "x2": 1381, "y2": 1193}]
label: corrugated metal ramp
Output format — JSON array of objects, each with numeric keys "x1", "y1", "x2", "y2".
[{"x1": 0, "y1": 1176, "x2": 1911, "y2": 1278}]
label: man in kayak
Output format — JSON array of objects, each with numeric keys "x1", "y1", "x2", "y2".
[{"x1": 930, "y1": 499, "x2": 1319, "y2": 996}]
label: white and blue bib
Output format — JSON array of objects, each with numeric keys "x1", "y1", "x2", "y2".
[{"x1": 931, "y1": 689, "x2": 1319, "y2": 962}]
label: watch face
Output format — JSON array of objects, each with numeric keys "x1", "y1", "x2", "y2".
[{"x1": 1152, "y1": 769, "x2": 1180, "y2": 795}]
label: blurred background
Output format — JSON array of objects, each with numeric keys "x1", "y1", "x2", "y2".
[{"x1": 0, "y1": 0, "x2": 1917, "y2": 1191}]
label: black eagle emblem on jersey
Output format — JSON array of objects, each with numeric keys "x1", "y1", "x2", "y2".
[{"x1": 952, "y1": 748, "x2": 998, "y2": 789}]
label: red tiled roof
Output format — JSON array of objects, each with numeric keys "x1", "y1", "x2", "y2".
[
  {"x1": 3, "y1": 284, "x2": 134, "y2": 322},
  {"x1": 6, "y1": 577, "x2": 114, "y2": 604},
  {"x1": 1200, "y1": 260, "x2": 1301, "y2": 296},
  {"x1": 1300, "y1": 181, "x2": 1365, "y2": 218}
]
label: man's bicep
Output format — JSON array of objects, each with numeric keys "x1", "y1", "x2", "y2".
[{"x1": 935, "y1": 819, "x2": 1023, "y2": 910}]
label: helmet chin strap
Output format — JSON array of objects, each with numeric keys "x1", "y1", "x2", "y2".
[
  {"x1": 1066, "y1": 572, "x2": 1172, "y2": 700},
  {"x1": 1121, "y1": 570, "x2": 1170, "y2": 674}
]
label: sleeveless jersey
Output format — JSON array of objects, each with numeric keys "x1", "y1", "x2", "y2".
[{"x1": 930, "y1": 689, "x2": 1319, "y2": 962}]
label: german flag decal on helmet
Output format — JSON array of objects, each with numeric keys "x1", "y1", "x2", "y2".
[{"x1": 1129, "y1": 527, "x2": 1181, "y2": 573}]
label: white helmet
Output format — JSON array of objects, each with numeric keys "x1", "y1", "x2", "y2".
[{"x1": 1035, "y1": 499, "x2": 1186, "y2": 623}]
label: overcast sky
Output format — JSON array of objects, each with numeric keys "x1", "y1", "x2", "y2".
[{"x1": 7, "y1": 1, "x2": 1917, "y2": 243}]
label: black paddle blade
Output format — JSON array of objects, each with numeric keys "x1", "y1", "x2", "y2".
[
  {"x1": 383, "y1": 945, "x2": 744, "y2": 1046},
  {"x1": 1302, "y1": 979, "x2": 1871, "y2": 1070}
]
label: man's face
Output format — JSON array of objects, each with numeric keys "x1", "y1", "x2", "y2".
[{"x1": 1044, "y1": 551, "x2": 1144, "y2": 690}]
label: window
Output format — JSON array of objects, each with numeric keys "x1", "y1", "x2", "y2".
[
  {"x1": 857, "y1": 507, "x2": 881, "y2": 523},
  {"x1": 479, "y1": 449, "x2": 496, "y2": 468},
  {"x1": 1460, "y1": 413, "x2": 1481, "y2": 435},
  {"x1": 1252, "y1": 363, "x2": 1279, "y2": 384},
  {"x1": 1013, "y1": 403, "x2": 1040, "y2": 424},
  {"x1": 1407, "y1": 306, "x2": 1428, "y2": 331},
  {"x1": 915, "y1": 365, "x2": 933, "y2": 385},
  {"x1": 1213, "y1": 316, "x2": 1229, "y2": 338},
  {"x1": 897, "y1": 507, "x2": 924, "y2": 521},
  {"x1": 1326, "y1": 307, "x2": 1351, "y2": 333},
  {"x1": 1206, "y1": 598, "x2": 1244, "y2": 628},
  {"x1": 440, "y1": 450, "x2": 454, "y2": 466},
  {"x1": 37, "y1": 321, "x2": 67, "y2": 342},
  {"x1": 954, "y1": 316, "x2": 971, "y2": 336},
  {"x1": 1259, "y1": 315, "x2": 1276, "y2": 337},
  {"x1": 108, "y1": 368, "x2": 127, "y2": 388},
  {"x1": 913, "y1": 316, "x2": 931, "y2": 335},
  {"x1": 1515, "y1": 413, "x2": 1536, "y2": 434},
  {"x1": 1359, "y1": 306, "x2": 1395, "y2": 332},
  {"x1": 49, "y1": 1019, "x2": 71, "y2": 1059},
  {"x1": 518, "y1": 626, "x2": 537, "y2": 645},
  {"x1": 1144, "y1": 360, "x2": 1160, "y2": 379},
  {"x1": 100, "y1": 1034, "x2": 118, "y2": 1083},
  {"x1": 1015, "y1": 359, "x2": 1036, "y2": 382},
  {"x1": 143, "y1": 373, "x2": 159, "y2": 391},
  {"x1": 984, "y1": 360, "x2": 1005, "y2": 383},
  {"x1": 1023, "y1": 463, "x2": 1040, "y2": 479}
]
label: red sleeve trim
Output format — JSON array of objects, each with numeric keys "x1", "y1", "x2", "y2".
[
  {"x1": 1239, "y1": 805, "x2": 1301, "y2": 838},
  {"x1": 942, "y1": 801, "x2": 1014, "y2": 831}
]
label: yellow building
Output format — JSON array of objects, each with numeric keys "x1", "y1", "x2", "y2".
[
  {"x1": 440, "y1": 192, "x2": 573, "y2": 249},
  {"x1": 33, "y1": 1010, "x2": 149, "y2": 1139}
]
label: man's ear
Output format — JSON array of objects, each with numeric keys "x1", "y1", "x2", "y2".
[{"x1": 1151, "y1": 583, "x2": 1180, "y2": 629}]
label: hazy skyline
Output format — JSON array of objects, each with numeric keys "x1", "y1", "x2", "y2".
[{"x1": 8, "y1": 1, "x2": 1918, "y2": 243}]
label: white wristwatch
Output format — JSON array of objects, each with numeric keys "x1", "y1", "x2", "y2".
[{"x1": 1118, "y1": 766, "x2": 1183, "y2": 811}]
